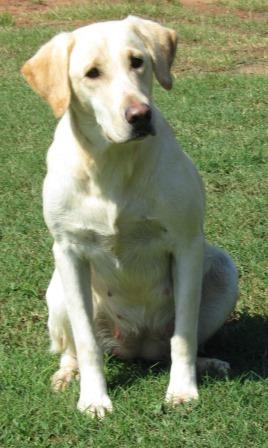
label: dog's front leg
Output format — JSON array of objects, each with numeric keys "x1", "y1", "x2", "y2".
[
  {"x1": 53, "y1": 242, "x2": 112, "y2": 417},
  {"x1": 166, "y1": 236, "x2": 204, "y2": 404}
]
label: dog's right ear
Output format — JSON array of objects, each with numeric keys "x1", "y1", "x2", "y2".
[{"x1": 21, "y1": 33, "x2": 74, "y2": 118}]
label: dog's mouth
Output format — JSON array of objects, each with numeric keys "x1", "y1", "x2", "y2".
[
  {"x1": 105, "y1": 124, "x2": 156, "y2": 145},
  {"x1": 130, "y1": 123, "x2": 156, "y2": 141}
]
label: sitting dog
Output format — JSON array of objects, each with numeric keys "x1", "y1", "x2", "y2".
[{"x1": 22, "y1": 16, "x2": 238, "y2": 418}]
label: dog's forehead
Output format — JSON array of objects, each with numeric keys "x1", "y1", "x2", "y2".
[{"x1": 71, "y1": 20, "x2": 144, "y2": 69}]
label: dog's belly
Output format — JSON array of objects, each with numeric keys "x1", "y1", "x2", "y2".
[
  {"x1": 66, "y1": 213, "x2": 175, "y2": 359},
  {"x1": 95, "y1": 233, "x2": 175, "y2": 359},
  {"x1": 91, "y1": 249, "x2": 175, "y2": 360}
]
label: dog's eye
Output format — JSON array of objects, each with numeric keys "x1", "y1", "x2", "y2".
[
  {"x1": 130, "y1": 56, "x2": 144, "y2": 69},
  {"x1": 85, "y1": 67, "x2": 101, "y2": 79}
]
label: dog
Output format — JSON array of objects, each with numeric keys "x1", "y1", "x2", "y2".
[{"x1": 21, "y1": 16, "x2": 238, "y2": 418}]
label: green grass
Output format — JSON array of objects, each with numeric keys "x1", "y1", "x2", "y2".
[
  {"x1": 0, "y1": 12, "x2": 15, "y2": 27},
  {"x1": 0, "y1": 1, "x2": 267, "y2": 447}
]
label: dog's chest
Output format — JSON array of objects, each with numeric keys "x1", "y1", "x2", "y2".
[
  {"x1": 64, "y1": 192, "x2": 171, "y2": 279},
  {"x1": 67, "y1": 193, "x2": 168, "y2": 254}
]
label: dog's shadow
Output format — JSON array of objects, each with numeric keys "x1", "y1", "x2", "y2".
[
  {"x1": 202, "y1": 313, "x2": 268, "y2": 381},
  {"x1": 106, "y1": 313, "x2": 268, "y2": 390}
]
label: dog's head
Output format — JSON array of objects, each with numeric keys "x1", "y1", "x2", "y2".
[{"x1": 21, "y1": 16, "x2": 177, "y2": 146}]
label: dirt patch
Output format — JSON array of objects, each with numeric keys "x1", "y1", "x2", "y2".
[
  {"x1": 0, "y1": 0, "x2": 85, "y2": 14},
  {"x1": 180, "y1": 0, "x2": 267, "y2": 19},
  {"x1": 1, "y1": 0, "x2": 267, "y2": 25},
  {"x1": 0, "y1": 0, "x2": 91, "y2": 26},
  {"x1": 236, "y1": 63, "x2": 268, "y2": 74},
  {"x1": 235, "y1": 45, "x2": 268, "y2": 74},
  {"x1": 2, "y1": 0, "x2": 265, "y2": 20}
]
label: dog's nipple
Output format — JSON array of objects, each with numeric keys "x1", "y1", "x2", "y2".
[{"x1": 114, "y1": 327, "x2": 122, "y2": 340}]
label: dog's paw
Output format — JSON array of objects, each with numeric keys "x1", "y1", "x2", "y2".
[
  {"x1": 209, "y1": 359, "x2": 230, "y2": 377},
  {"x1": 77, "y1": 394, "x2": 113, "y2": 418},
  {"x1": 197, "y1": 357, "x2": 230, "y2": 377},
  {"x1": 165, "y1": 383, "x2": 199, "y2": 405},
  {"x1": 51, "y1": 367, "x2": 78, "y2": 392}
]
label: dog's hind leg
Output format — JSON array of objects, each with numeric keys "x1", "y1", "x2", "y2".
[
  {"x1": 198, "y1": 244, "x2": 238, "y2": 346},
  {"x1": 196, "y1": 244, "x2": 238, "y2": 376},
  {"x1": 46, "y1": 269, "x2": 78, "y2": 391}
]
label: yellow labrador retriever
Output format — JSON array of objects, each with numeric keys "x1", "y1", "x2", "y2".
[{"x1": 22, "y1": 16, "x2": 238, "y2": 417}]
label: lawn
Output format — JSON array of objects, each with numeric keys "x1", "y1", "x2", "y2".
[{"x1": 0, "y1": 1, "x2": 267, "y2": 447}]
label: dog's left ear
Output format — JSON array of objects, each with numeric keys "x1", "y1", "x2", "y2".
[{"x1": 127, "y1": 16, "x2": 178, "y2": 90}]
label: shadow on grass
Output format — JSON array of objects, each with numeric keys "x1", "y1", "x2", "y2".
[
  {"x1": 106, "y1": 356, "x2": 168, "y2": 390},
  {"x1": 106, "y1": 313, "x2": 268, "y2": 390},
  {"x1": 203, "y1": 313, "x2": 268, "y2": 380}
]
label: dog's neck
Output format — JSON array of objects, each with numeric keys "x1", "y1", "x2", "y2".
[{"x1": 69, "y1": 106, "x2": 110, "y2": 155}]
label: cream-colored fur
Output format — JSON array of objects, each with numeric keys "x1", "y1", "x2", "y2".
[{"x1": 22, "y1": 16, "x2": 238, "y2": 418}]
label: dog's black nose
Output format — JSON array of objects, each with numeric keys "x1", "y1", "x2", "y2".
[{"x1": 125, "y1": 103, "x2": 152, "y2": 127}]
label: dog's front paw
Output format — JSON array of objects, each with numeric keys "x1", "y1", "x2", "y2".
[
  {"x1": 166, "y1": 361, "x2": 199, "y2": 406},
  {"x1": 165, "y1": 382, "x2": 199, "y2": 405},
  {"x1": 51, "y1": 367, "x2": 78, "y2": 392},
  {"x1": 77, "y1": 394, "x2": 113, "y2": 418}
]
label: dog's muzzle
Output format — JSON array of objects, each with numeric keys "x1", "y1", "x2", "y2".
[{"x1": 125, "y1": 103, "x2": 155, "y2": 139}]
